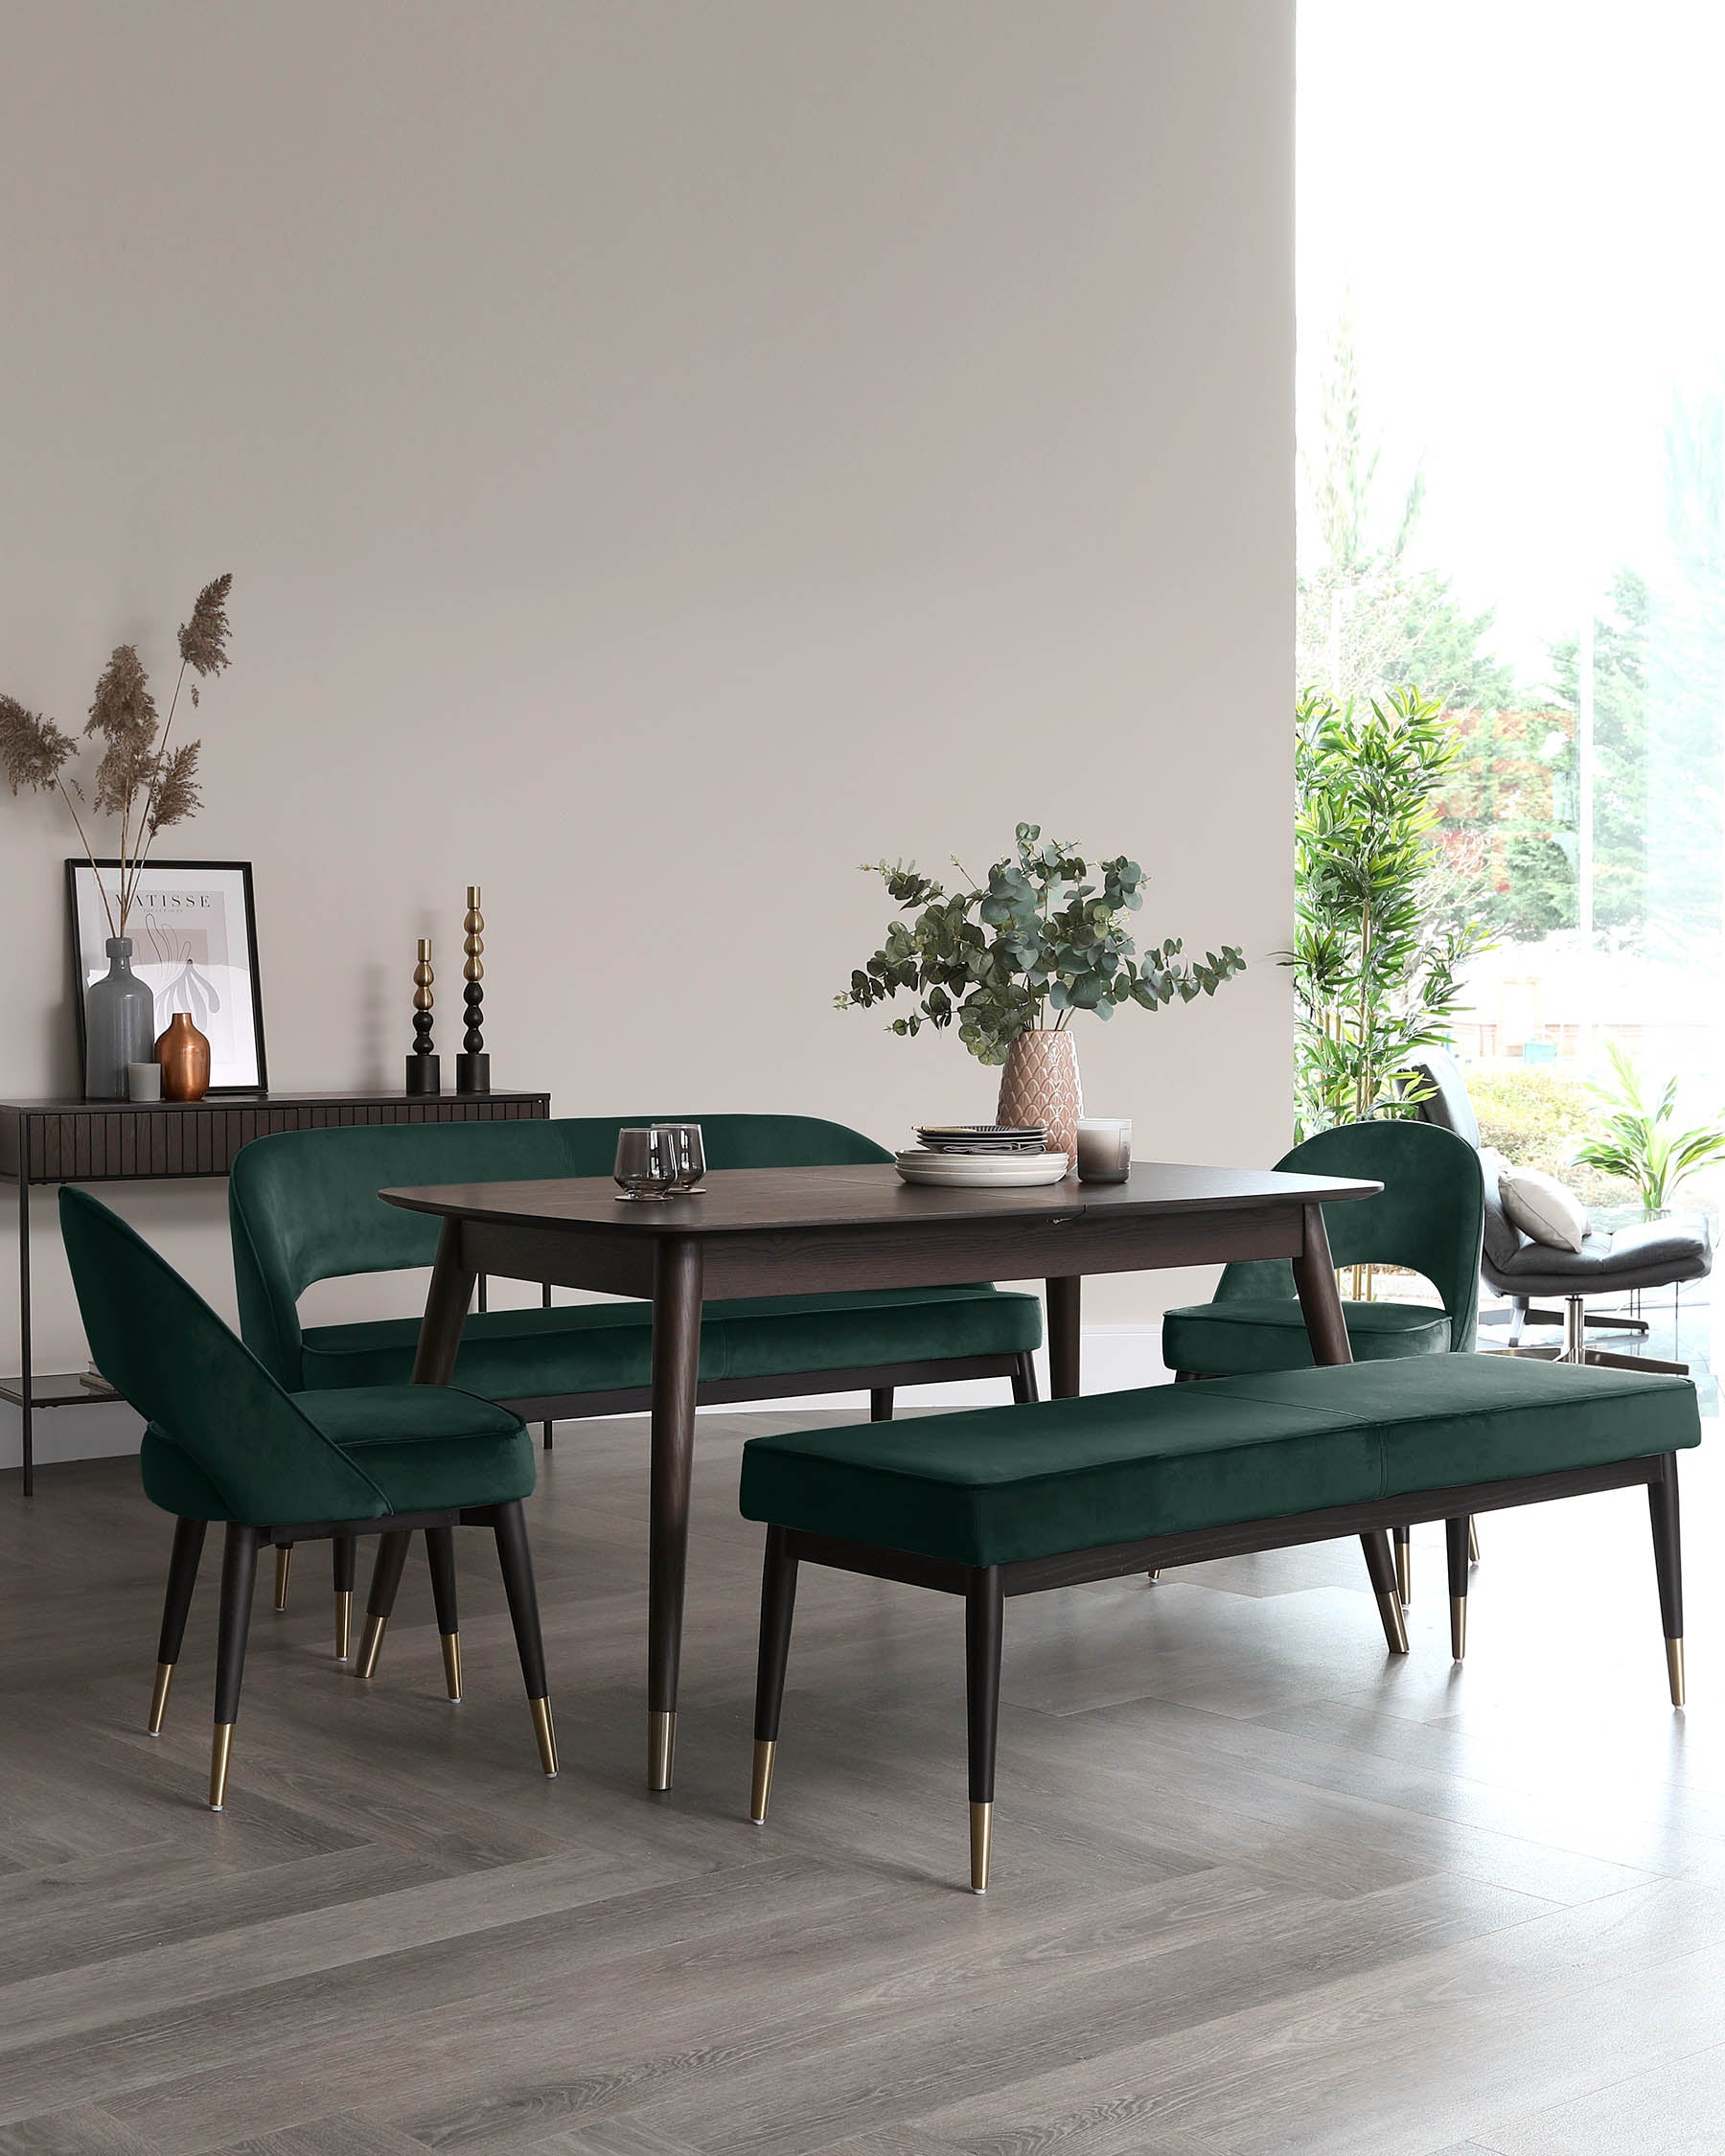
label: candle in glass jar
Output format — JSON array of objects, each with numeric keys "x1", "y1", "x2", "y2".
[{"x1": 1075, "y1": 1117, "x2": 1131, "y2": 1183}]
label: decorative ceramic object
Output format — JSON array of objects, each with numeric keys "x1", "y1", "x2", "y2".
[
  {"x1": 127, "y1": 1061, "x2": 162, "y2": 1102},
  {"x1": 84, "y1": 937, "x2": 157, "y2": 1099},
  {"x1": 456, "y1": 885, "x2": 489, "y2": 1095},
  {"x1": 405, "y1": 937, "x2": 440, "y2": 1094},
  {"x1": 155, "y1": 1011, "x2": 211, "y2": 1102},
  {"x1": 997, "y1": 1032, "x2": 1082, "y2": 1170}
]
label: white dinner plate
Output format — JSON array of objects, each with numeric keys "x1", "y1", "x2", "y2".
[{"x1": 894, "y1": 1150, "x2": 1070, "y2": 1188}]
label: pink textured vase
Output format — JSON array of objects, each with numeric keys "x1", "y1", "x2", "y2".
[{"x1": 997, "y1": 1031, "x2": 1082, "y2": 1170}]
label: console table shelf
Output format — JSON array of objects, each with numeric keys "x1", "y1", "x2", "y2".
[{"x1": 2, "y1": 1089, "x2": 551, "y2": 1495}]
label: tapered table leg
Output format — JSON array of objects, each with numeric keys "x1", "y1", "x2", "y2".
[
  {"x1": 1046, "y1": 1276, "x2": 1081, "y2": 1399},
  {"x1": 410, "y1": 1218, "x2": 477, "y2": 1387},
  {"x1": 648, "y1": 1235, "x2": 703, "y2": 1790}
]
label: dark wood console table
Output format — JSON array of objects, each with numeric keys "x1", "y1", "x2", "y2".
[{"x1": 1, "y1": 1089, "x2": 551, "y2": 1495}]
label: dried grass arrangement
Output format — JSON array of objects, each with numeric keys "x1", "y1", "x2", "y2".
[{"x1": 0, "y1": 574, "x2": 234, "y2": 938}]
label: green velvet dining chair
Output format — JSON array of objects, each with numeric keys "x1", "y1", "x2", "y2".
[
  {"x1": 58, "y1": 1187, "x2": 559, "y2": 1810},
  {"x1": 1161, "y1": 1119, "x2": 1486, "y2": 1608}
]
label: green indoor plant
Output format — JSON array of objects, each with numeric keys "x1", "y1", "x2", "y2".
[
  {"x1": 838, "y1": 822, "x2": 1245, "y2": 1160},
  {"x1": 1287, "y1": 685, "x2": 1486, "y2": 1137},
  {"x1": 1572, "y1": 1043, "x2": 1725, "y2": 1216}
]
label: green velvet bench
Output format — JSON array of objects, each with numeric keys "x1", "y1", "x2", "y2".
[
  {"x1": 740, "y1": 1354, "x2": 1699, "y2": 1892},
  {"x1": 231, "y1": 1114, "x2": 1040, "y2": 1641}
]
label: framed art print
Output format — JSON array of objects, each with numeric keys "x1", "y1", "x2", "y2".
[{"x1": 68, "y1": 859, "x2": 268, "y2": 1094}]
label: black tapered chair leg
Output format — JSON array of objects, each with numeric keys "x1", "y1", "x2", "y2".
[
  {"x1": 542, "y1": 1421, "x2": 554, "y2": 1450},
  {"x1": 749, "y1": 1525, "x2": 799, "y2": 1824},
  {"x1": 333, "y1": 1534, "x2": 356, "y2": 1661},
  {"x1": 149, "y1": 1516, "x2": 207, "y2": 1734},
  {"x1": 1359, "y1": 1531, "x2": 1410, "y2": 1654},
  {"x1": 493, "y1": 1499, "x2": 558, "y2": 1774},
  {"x1": 1648, "y1": 1452, "x2": 1686, "y2": 1707},
  {"x1": 356, "y1": 1529, "x2": 412, "y2": 1681},
  {"x1": 1445, "y1": 1516, "x2": 1470, "y2": 1661},
  {"x1": 966, "y1": 1566, "x2": 1004, "y2": 1893},
  {"x1": 1010, "y1": 1351, "x2": 1039, "y2": 1404},
  {"x1": 426, "y1": 1525, "x2": 462, "y2": 1700},
  {"x1": 870, "y1": 1388, "x2": 894, "y2": 1422},
  {"x1": 209, "y1": 1524, "x2": 261, "y2": 1810}
]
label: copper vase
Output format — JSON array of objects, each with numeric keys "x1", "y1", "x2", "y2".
[{"x1": 155, "y1": 1011, "x2": 211, "y2": 1102}]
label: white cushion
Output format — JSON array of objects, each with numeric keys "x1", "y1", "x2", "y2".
[{"x1": 1497, "y1": 1165, "x2": 1589, "y2": 1253}]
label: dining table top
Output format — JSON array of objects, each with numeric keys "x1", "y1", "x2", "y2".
[{"x1": 379, "y1": 1158, "x2": 1383, "y2": 1237}]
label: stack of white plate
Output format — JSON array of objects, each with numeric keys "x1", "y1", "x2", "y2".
[{"x1": 895, "y1": 1123, "x2": 1070, "y2": 1187}]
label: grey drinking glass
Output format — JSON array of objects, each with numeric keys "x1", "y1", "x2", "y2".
[
  {"x1": 658, "y1": 1122, "x2": 706, "y2": 1194},
  {"x1": 613, "y1": 1126, "x2": 677, "y2": 1201}
]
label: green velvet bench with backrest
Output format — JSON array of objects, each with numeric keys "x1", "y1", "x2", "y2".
[
  {"x1": 740, "y1": 1353, "x2": 1699, "y2": 1892},
  {"x1": 229, "y1": 1113, "x2": 1042, "y2": 1637}
]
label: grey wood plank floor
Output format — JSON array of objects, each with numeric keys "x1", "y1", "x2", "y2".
[{"x1": 2, "y1": 1402, "x2": 1722, "y2": 2156}]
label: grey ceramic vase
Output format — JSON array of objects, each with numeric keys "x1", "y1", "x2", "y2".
[{"x1": 84, "y1": 937, "x2": 157, "y2": 1099}]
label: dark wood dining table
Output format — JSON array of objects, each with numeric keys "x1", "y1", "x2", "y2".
[{"x1": 381, "y1": 1158, "x2": 1380, "y2": 1789}]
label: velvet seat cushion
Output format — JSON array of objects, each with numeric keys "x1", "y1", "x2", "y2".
[
  {"x1": 141, "y1": 1386, "x2": 534, "y2": 1525},
  {"x1": 300, "y1": 1284, "x2": 1041, "y2": 1398},
  {"x1": 739, "y1": 1355, "x2": 1700, "y2": 1568},
  {"x1": 1161, "y1": 1297, "x2": 1450, "y2": 1376}
]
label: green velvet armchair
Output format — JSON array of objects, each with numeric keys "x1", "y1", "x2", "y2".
[
  {"x1": 59, "y1": 1187, "x2": 558, "y2": 1810},
  {"x1": 1161, "y1": 1119, "x2": 1486, "y2": 1602}
]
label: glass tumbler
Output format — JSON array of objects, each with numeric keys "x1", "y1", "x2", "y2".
[
  {"x1": 613, "y1": 1126, "x2": 678, "y2": 1201},
  {"x1": 657, "y1": 1122, "x2": 707, "y2": 1194}
]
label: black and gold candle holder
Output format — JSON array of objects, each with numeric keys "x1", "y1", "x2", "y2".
[
  {"x1": 456, "y1": 884, "x2": 490, "y2": 1096},
  {"x1": 405, "y1": 937, "x2": 441, "y2": 1095}
]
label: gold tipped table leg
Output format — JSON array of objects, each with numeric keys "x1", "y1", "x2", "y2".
[
  {"x1": 334, "y1": 1590, "x2": 353, "y2": 1661},
  {"x1": 1450, "y1": 1594, "x2": 1467, "y2": 1662},
  {"x1": 356, "y1": 1614, "x2": 387, "y2": 1680},
  {"x1": 441, "y1": 1632, "x2": 463, "y2": 1703},
  {"x1": 649, "y1": 1709, "x2": 676, "y2": 1791},
  {"x1": 969, "y1": 1800, "x2": 993, "y2": 1894},
  {"x1": 530, "y1": 1695, "x2": 559, "y2": 1776},
  {"x1": 208, "y1": 1723, "x2": 235, "y2": 1811},
  {"x1": 272, "y1": 1546, "x2": 292, "y2": 1611},
  {"x1": 148, "y1": 1662, "x2": 174, "y2": 1736},
  {"x1": 1668, "y1": 1637, "x2": 1687, "y2": 1708},
  {"x1": 750, "y1": 1738, "x2": 776, "y2": 1823}
]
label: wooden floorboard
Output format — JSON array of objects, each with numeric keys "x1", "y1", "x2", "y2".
[{"x1": 2, "y1": 1401, "x2": 1722, "y2": 2153}]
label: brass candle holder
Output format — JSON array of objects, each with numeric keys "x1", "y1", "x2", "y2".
[
  {"x1": 405, "y1": 937, "x2": 441, "y2": 1094},
  {"x1": 456, "y1": 885, "x2": 490, "y2": 1095}
]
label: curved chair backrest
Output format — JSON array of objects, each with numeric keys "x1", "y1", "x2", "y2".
[
  {"x1": 230, "y1": 1112, "x2": 892, "y2": 1388},
  {"x1": 1407, "y1": 1047, "x2": 1481, "y2": 1150},
  {"x1": 1212, "y1": 1119, "x2": 1485, "y2": 1350},
  {"x1": 59, "y1": 1187, "x2": 389, "y2": 1525}
]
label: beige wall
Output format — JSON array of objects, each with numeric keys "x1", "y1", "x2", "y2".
[{"x1": 0, "y1": 0, "x2": 1293, "y2": 1466}]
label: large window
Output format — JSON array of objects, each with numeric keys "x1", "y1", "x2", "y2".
[{"x1": 1300, "y1": 2, "x2": 1725, "y2": 1177}]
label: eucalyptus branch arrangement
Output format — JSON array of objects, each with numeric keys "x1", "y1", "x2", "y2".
[
  {"x1": 838, "y1": 822, "x2": 1246, "y2": 1065},
  {"x1": 0, "y1": 574, "x2": 235, "y2": 940}
]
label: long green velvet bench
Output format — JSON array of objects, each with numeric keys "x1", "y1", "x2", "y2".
[
  {"x1": 740, "y1": 1353, "x2": 1699, "y2": 1892},
  {"x1": 231, "y1": 1114, "x2": 1041, "y2": 1424}
]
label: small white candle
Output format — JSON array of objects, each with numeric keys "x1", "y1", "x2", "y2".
[{"x1": 1075, "y1": 1117, "x2": 1131, "y2": 1183}]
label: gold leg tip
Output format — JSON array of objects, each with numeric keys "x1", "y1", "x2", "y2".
[
  {"x1": 272, "y1": 1546, "x2": 292, "y2": 1611},
  {"x1": 969, "y1": 1800, "x2": 994, "y2": 1895},
  {"x1": 648, "y1": 1709, "x2": 676, "y2": 1791},
  {"x1": 1450, "y1": 1596, "x2": 1467, "y2": 1663},
  {"x1": 1146, "y1": 1569, "x2": 1162, "y2": 1583},
  {"x1": 531, "y1": 1695, "x2": 559, "y2": 1777},
  {"x1": 148, "y1": 1661, "x2": 174, "y2": 1736},
  {"x1": 1668, "y1": 1638, "x2": 1687, "y2": 1709},
  {"x1": 441, "y1": 1632, "x2": 463, "y2": 1703},
  {"x1": 334, "y1": 1590, "x2": 353, "y2": 1661},
  {"x1": 750, "y1": 1738, "x2": 776, "y2": 1823},
  {"x1": 208, "y1": 1723, "x2": 235, "y2": 1812},
  {"x1": 356, "y1": 1613, "x2": 387, "y2": 1681},
  {"x1": 1377, "y1": 1590, "x2": 1410, "y2": 1656}
]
